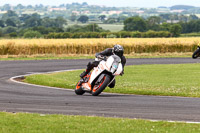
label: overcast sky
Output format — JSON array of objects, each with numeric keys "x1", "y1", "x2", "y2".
[{"x1": 0, "y1": 0, "x2": 199, "y2": 7}]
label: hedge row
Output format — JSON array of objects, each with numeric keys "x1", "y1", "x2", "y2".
[{"x1": 45, "y1": 31, "x2": 171, "y2": 39}]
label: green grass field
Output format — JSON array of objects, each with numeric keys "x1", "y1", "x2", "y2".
[
  {"x1": 24, "y1": 63, "x2": 200, "y2": 97},
  {"x1": 1, "y1": 112, "x2": 200, "y2": 133},
  {"x1": 67, "y1": 22, "x2": 124, "y2": 32},
  {"x1": 98, "y1": 24, "x2": 124, "y2": 32}
]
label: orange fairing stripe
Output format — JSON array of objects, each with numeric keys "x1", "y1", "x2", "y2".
[{"x1": 75, "y1": 81, "x2": 81, "y2": 90}]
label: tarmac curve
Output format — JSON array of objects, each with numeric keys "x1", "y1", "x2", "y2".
[{"x1": 1, "y1": 58, "x2": 200, "y2": 122}]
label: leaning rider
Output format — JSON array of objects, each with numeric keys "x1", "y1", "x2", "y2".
[{"x1": 80, "y1": 44, "x2": 126, "y2": 87}]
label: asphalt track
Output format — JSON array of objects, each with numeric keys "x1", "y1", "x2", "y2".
[{"x1": 1, "y1": 58, "x2": 200, "y2": 122}]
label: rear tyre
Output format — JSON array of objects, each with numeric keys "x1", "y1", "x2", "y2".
[
  {"x1": 92, "y1": 75, "x2": 111, "y2": 96},
  {"x1": 75, "y1": 81, "x2": 85, "y2": 95},
  {"x1": 192, "y1": 48, "x2": 200, "y2": 59}
]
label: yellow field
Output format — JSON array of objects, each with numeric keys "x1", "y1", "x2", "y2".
[{"x1": 0, "y1": 38, "x2": 199, "y2": 55}]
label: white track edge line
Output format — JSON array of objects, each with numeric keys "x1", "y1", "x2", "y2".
[
  {"x1": 9, "y1": 69, "x2": 82, "y2": 91},
  {"x1": 9, "y1": 69, "x2": 200, "y2": 124}
]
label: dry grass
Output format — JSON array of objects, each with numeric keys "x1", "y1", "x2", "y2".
[{"x1": 0, "y1": 38, "x2": 199, "y2": 55}]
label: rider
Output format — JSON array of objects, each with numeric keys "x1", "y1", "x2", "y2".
[{"x1": 80, "y1": 44, "x2": 126, "y2": 87}]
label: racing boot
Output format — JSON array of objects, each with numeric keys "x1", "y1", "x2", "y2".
[
  {"x1": 80, "y1": 62, "x2": 94, "y2": 78},
  {"x1": 80, "y1": 71, "x2": 88, "y2": 78}
]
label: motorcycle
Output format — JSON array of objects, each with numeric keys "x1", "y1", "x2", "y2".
[
  {"x1": 192, "y1": 44, "x2": 200, "y2": 59},
  {"x1": 75, "y1": 55, "x2": 123, "y2": 96}
]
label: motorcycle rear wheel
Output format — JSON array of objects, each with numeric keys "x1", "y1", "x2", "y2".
[
  {"x1": 92, "y1": 75, "x2": 111, "y2": 96},
  {"x1": 75, "y1": 81, "x2": 85, "y2": 95},
  {"x1": 192, "y1": 48, "x2": 200, "y2": 59}
]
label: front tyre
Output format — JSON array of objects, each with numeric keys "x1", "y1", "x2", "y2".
[
  {"x1": 192, "y1": 48, "x2": 200, "y2": 59},
  {"x1": 75, "y1": 81, "x2": 85, "y2": 95},
  {"x1": 92, "y1": 75, "x2": 111, "y2": 96}
]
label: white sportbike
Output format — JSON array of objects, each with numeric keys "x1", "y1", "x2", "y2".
[{"x1": 75, "y1": 55, "x2": 123, "y2": 96}]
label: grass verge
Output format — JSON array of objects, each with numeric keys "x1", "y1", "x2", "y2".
[
  {"x1": 0, "y1": 52, "x2": 192, "y2": 61},
  {"x1": 24, "y1": 63, "x2": 200, "y2": 97},
  {"x1": 1, "y1": 112, "x2": 200, "y2": 133}
]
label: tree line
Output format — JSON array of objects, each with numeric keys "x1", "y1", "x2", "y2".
[{"x1": 0, "y1": 10, "x2": 200, "y2": 38}]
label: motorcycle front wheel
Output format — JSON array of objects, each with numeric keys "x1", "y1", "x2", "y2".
[
  {"x1": 75, "y1": 81, "x2": 85, "y2": 95},
  {"x1": 92, "y1": 75, "x2": 111, "y2": 96},
  {"x1": 192, "y1": 48, "x2": 200, "y2": 59}
]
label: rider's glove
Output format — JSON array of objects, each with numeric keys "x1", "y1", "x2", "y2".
[
  {"x1": 96, "y1": 54, "x2": 106, "y2": 60},
  {"x1": 95, "y1": 53, "x2": 101, "y2": 58},
  {"x1": 120, "y1": 71, "x2": 124, "y2": 76}
]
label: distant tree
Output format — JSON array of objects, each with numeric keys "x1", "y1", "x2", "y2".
[
  {"x1": 2, "y1": 10, "x2": 20, "y2": 27},
  {"x1": 2, "y1": 4, "x2": 11, "y2": 11},
  {"x1": 185, "y1": 20, "x2": 200, "y2": 33},
  {"x1": 19, "y1": 14, "x2": 31, "y2": 22},
  {"x1": 0, "y1": 20, "x2": 5, "y2": 27},
  {"x1": 178, "y1": 15, "x2": 188, "y2": 22},
  {"x1": 82, "y1": 2, "x2": 88, "y2": 6},
  {"x1": 31, "y1": 26, "x2": 50, "y2": 34},
  {"x1": 117, "y1": 16, "x2": 128, "y2": 23},
  {"x1": 23, "y1": 14, "x2": 42, "y2": 28},
  {"x1": 66, "y1": 25, "x2": 86, "y2": 32},
  {"x1": 77, "y1": 15, "x2": 89, "y2": 23},
  {"x1": 160, "y1": 22, "x2": 171, "y2": 31},
  {"x1": 3, "y1": 26, "x2": 17, "y2": 34},
  {"x1": 85, "y1": 24, "x2": 106, "y2": 32},
  {"x1": 66, "y1": 24, "x2": 108, "y2": 33},
  {"x1": 104, "y1": 18, "x2": 116, "y2": 24},
  {"x1": 98, "y1": 15, "x2": 106, "y2": 21},
  {"x1": 169, "y1": 14, "x2": 179, "y2": 23},
  {"x1": 70, "y1": 13, "x2": 77, "y2": 22},
  {"x1": 55, "y1": 16, "x2": 67, "y2": 28},
  {"x1": 27, "y1": 5, "x2": 33, "y2": 9},
  {"x1": 41, "y1": 17, "x2": 54, "y2": 27},
  {"x1": 124, "y1": 16, "x2": 147, "y2": 32},
  {"x1": 5, "y1": 19, "x2": 16, "y2": 27},
  {"x1": 170, "y1": 24, "x2": 182, "y2": 37},
  {"x1": 159, "y1": 14, "x2": 171, "y2": 21},
  {"x1": 147, "y1": 16, "x2": 161, "y2": 31},
  {"x1": 16, "y1": 4, "x2": 24, "y2": 9},
  {"x1": 189, "y1": 15, "x2": 199, "y2": 21},
  {"x1": 0, "y1": 28, "x2": 3, "y2": 37},
  {"x1": 2, "y1": 10, "x2": 18, "y2": 20}
]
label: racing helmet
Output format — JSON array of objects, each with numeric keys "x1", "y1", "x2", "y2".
[{"x1": 113, "y1": 44, "x2": 124, "y2": 57}]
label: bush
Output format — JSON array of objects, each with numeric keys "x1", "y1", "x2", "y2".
[
  {"x1": 131, "y1": 31, "x2": 142, "y2": 38},
  {"x1": 23, "y1": 31, "x2": 42, "y2": 38},
  {"x1": 45, "y1": 31, "x2": 175, "y2": 39},
  {"x1": 62, "y1": 32, "x2": 71, "y2": 38},
  {"x1": 118, "y1": 31, "x2": 132, "y2": 38},
  {"x1": 9, "y1": 32, "x2": 17, "y2": 38},
  {"x1": 107, "y1": 34, "x2": 117, "y2": 38}
]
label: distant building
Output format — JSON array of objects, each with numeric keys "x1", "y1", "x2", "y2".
[
  {"x1": 170, "y1": 10, "x2": 185, "y2": 13},
  {"x1": 72, "y1": 11, "x2": 80, "y2": 15},
  {"x1": 0, "y1": 11, "x2": 7, "y2": 14},
  {"x1": 108, "y1": 11, "x2": 123, "y2": 15},
  {"x1": 49, "y1": 8, "x2": 66, "y2": 11}
]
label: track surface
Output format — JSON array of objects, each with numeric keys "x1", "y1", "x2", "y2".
[{"x1": 1, "y1": 58, "x2": 200, "y2": 122}]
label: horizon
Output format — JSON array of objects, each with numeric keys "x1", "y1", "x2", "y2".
[{"x1": 0, "y1": 0, "x2": 199, "y2": 8}]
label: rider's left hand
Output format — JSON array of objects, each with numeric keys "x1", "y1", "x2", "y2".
[{"x1": 120, "y1": 71, "x2": 124, "y2": 76}]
